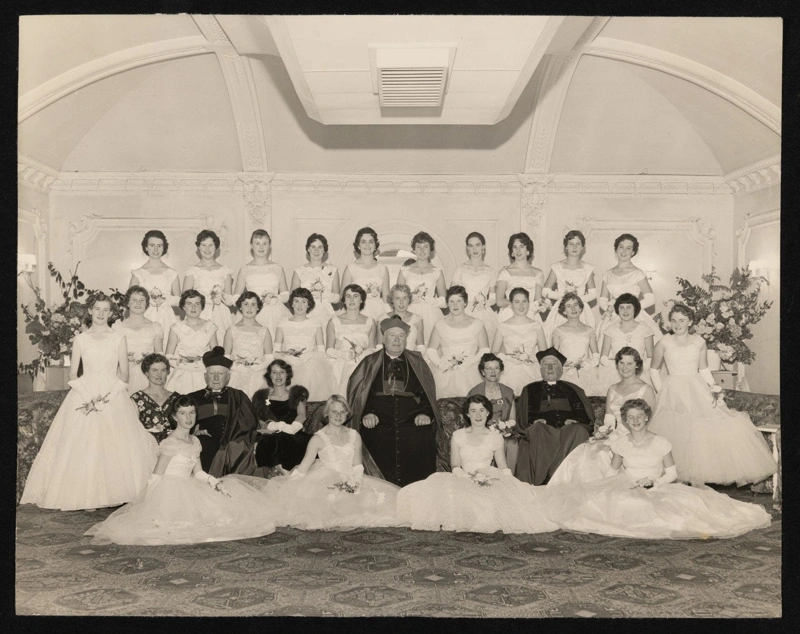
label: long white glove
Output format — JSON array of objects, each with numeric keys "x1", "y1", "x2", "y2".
[
  {"x1": 193, "y1": 469, "x2": 220, "y2": 488},
  {"x1": 288, "y1": 468, "x2": 306, "y2": 479},
  {"x1": 591, "y1": 352, "x2": 600, "y2": 366},
  {"x1": 415, "y1": 344, "x2": 427, "y2": 353},
  {"x1": 146, "y1": 473, "x2": 162, "y2": 490},
  {"x1": 500, "y1": 468, "x2": 513, "y2": 477},
  {"x1": 169, "y1": 294, "x2": 181, "y2": 307},
  {"x1": 699, "y1": 367, "x2": 719, "y2": 389},
  {"x1": 580, "y1": 288, "x2": 598, "y2": 304},
  {"x1": 224, "y1": 293, "x2": 239, "y2": 306},
  {"x1": 602, "y1": 413, "x2": 617, "y2": 429},
  {"x1": 640, "y1": 293, "x2": 655, "y2": 309},
  {"x1": 598, "y1": 296, "x2": 609, "y2": 312},
  {"x1": 350, "y1": 464, "x2": 364, "y2": 488},
  {"x1": 452, "y1": 467, "x2": 468, "y2": 478},
  {"x1": 599, "y1": 355, "x2": 615, "y2": 367},
  {"x1": 266, "y1": 420, "x2": 303, "y2": 435},
  {"x1": 487, "y1": 292, "x2": 497, "y2": 308},
  {"x1": 542, "y1": 287, "x2": 563, "y2": 301},
  {"x1": 606, "y1": 462, "x2": 621, "y2": 477},
  {"x1": 434, "y1": 296, "x2": 447, "y2": 309},
  {"x1": 278, "y1": 291, "x2": 290, "y2": 304},
  {"x1": 325, "y1": 291, "x2": 340, "y2": 304},
  {"x1": 273, "y1": 342, "x2": 283, "y2": 353},
  {"x1": 315, "y1": 344, "x2": 326, "y2": 353},
  {"x1": 426, "y1": 348, "x2": 448, "y2": 371},
  {"x1": 653, "y1": 464, "x2": 678, "y2": 488},
  {"x1": 649, "y1": 367, "x2": 662, "y2": 392}
]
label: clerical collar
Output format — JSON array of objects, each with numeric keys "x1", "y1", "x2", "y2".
[
  {"x1": 204, "y1": 386, "x2": 228, "y2": 399},
  {"x1": 385, "y1": 351, "x2": 404, "y2": 360},
  {"x1": 546, "y1": 381, "x2": 558, "y2": 386}
]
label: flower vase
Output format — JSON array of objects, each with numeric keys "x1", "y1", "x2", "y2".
[{"x1": 706, "y1": 349, "x2": 722, "y2": 371}]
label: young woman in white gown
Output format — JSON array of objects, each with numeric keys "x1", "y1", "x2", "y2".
[
  {"x1": 85, "y1": 395, "x2": 278, "y2": 545},
  {"x1": 647, "y1": 304, "x2": 776, "y2": 486},
  {"x1": 21, "y1": 293, "x2": 159, "y2": 511},
  {"x1": 112, "y1": 285, "x2": 164, "y2": 394},
  {"x1": 396, "y1": 394, "x2": 559, "y2": 534},
  {"x1": 542, "y1": 230, "x2": 597, "y2": 344},
  {"x1": 290, "y1": 233, "x2": 341, "y2": 330},
  {"x1": 596, "y1": 233, "x2": 662, "y2": 343},
  {"x1": 426, "y1": 286, "x2": 490, "y2": 398},
  {"x1": 551, "y1": 293, "x2": 606, "y2": 396},
  {"x1": 496, "y1": 232, "x2": 547, "y2": 329},
  {"x1": 183, "y1": 229, "x2": 234, "y2": 340},
  {"x1": 232, "y1": 230, "x2": 290, "y2": 339},
  {"x1": 491, "y1": 287, "x2": 547, "y2": 396},
  {"x1": 341, "y1": 227, "x2": 392, "y2": 322},
  {"x1": 397, "y1": 231, "x2": 447, "y2": 346},
  {"x1": 274, "y1": 287, "x2": 334, "y2": 402},
  {"x1": 596, "y1": 293, "x2": 655, "y2": 391},
  {"x1": 263, "y1": 395, "x2": 403, "y2": 530},
  {"x1": 548, "y1": 347, "x2": 656, "y2": 486},
  {"x1": 165, "y1": 290, "x2": 219, "y2": 394},
  {"x1": 451, "y1": 231, "x2": 499, "y2": 343},
  {"x1": 224, "y1": 291, "x2": 273, "y2": 398},
  {"x1": 326, "y1": 284, "x2": 377, "y2": 396},
  {"x1": 539, "y1": 399, "x2": 772, "y2": 540},
  {"x1": 128, "y1": 230, "x2": 180, "y2": 336},
  {"x1": 378, "y1": 284, "x2": 426, "y2": 352}
]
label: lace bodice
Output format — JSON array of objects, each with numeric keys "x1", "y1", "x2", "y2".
[
  {"x1": 603, "y1": 321, "x2": 652, "y2": 358},
  {"x1": 437, "y1": 319, "x2": 484, "y2": 358},
  {"x1": 347, "y1": 262, "x2": 387, "y2": 299},
  {"x1": 295, "y1": 264, "x2": 337, "y2": 301},
  {"x1": 280, "y1": 318, "x2": 320, "y2": 352},
  {"x1": 230, "y1": 326, "x2": 267, "y2": 362},
  {"x1": 452, "y1": 265, "x2": 497, "y2": 311},
  {"x1": 242, "y1": 263, "x2": 283, "y2": 299},
  {"x1": 607, "y1": 383, "x2": 649, "y2": 430},
  {"x1": 185, "y1": 265, "x2": 232, "y2": 298},
  {"x1": 112, "y1": 320, "x2": 163, "y2": 361},
  {"x1": 549, "y1": 261, "x2": 594, "y2": 294},
  {"x1": 160, "y1": 436, "x2": 202, "y2": 477},
  {"x1": 602, "y1": 267, "x2": 646, "y2": 301},
  {"x1": 497, "y1": 268, "x2": 544, "y2": 299},
  {"x1": 454, "y1": 428, "x2": 504, "y2": 473},
  {"x1": 401, "y1": 266, "x2": 441, "y2": 305},
  {"x1": 498, "y1": 321, "x2": 543, "y2": 356},
  {"x1": 332, "y1": 316, "x2": 373, "y2": 355},
  {"x1": 171, "y1": 321, "x2": 217, "y2": 358},
  {"x1": 317, "y1": 428, "x2": 357, "y2": 475},
  {"x1": 555, "y1": 326, "x2": 593, "y2": 362},
  {"x1": 662, "y1": 335, "x2": 705, "y2": 376},
  {"x1": 609, "y1": 434, "x2": 672, "y2": 481},
  {"x1": 131, "y1": 267, "x2": 178, "y2": 301}
]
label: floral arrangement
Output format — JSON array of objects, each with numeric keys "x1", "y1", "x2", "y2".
[
  {"x1": 327, "y1": 479, "x2": 361, "y2": 497},
  {"x1": 341, "y1": 337, "x2": 364, "y2": 359},
  {"x1": 19, "y1": 262, "x2": 125, "y2": 379},
  {"x1": 75, "y1": 392, "x2": 111, "y2": 415},
  {"x1": 654, "y1": 267, "x2": 772, "y2": 365},
  {"x1": 233, "y1": 355, "x2": 262, "y2": 367},
  {"x1": 563, "y1": 357, "x2": 586, "y2": 376},
  {"x1": 259, "y1": 290, "x2": 277, "y2": 306},
  {"x1": 209, "y1": 284, "x2": 224, "y2": 306},
  {"x1": 148, "y1": 286, "x2": 165, "y2": 308},
  {"x1": 441, "y1": 351, "x2": 466, "y2": 372},
  {"x1": 587, "y1": 426, "x2": 615, "y2": 445},
  {"x1": 487, "y1": 419, "x2": 518, "y2": 438},
  {"x1": 411, "y1": 283, "x2": 429, "y2": 303},
  {"x1": 470, "y1": 291, "x2": 487, "y2": 311},
  {"x1": 529, "y1": 299, "x2": 549, "y2": 314},
  {"x1": 284, "y1": 347, "x2": 306, "y2": 358},
  {"x1": 468, "y1": 471, "x2": 494, "y2": 487},
  {"x1": 364, "y1": 281, "x2": 382, "y2": 299},
  {"x1": 309, "y1": 279, "x2": 325, "y2": 299},
  {"x1": 508, "y1": 347, "x2": 537, "y2": 365}
]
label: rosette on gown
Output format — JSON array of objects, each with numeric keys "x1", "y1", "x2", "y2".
[
  {"x1": 429, "y1": 319, "x2": 485, "y2": 398},
  {"x1": 495, "y1": 321, "x2": 544, "y2": 396},
  {"x1": 344, "y1": 262, "x2": 391, "y2": 322},
  {"x1": 542, "y1": 262, "x2": 596, "y2": 343},
  {"x1": 85, "y1": 436, "x2": 277, "y2": 545},
  {"x1": 538, "y1": 434, "x2": 771, "y2": 539},
  {"x1": 294, "y1": 264, "x2": 339, "y2": 330},
  {"x1": 647, "y1": 336, "x2": 776, "y2": 486},
  {"x1": 227, "y1": 325, "x2": 270, "y2": 398},
  {"x1": 401, "y1": 265, "x2": 444, "y2": 346},
  {"x1": 184, "y1": 265, "x2": 234, "y2": 339},
  {"x1": 396, "y1": 429, "x2": 559, "y2": 534},
  {"x1": 328, "y1": 316, "x2": 375, "y2": 395},
  {"x1": 596, "y1": 321, "x2": 654, "y2": 391},
  {"x1": 165, "y1": 321, "x2": 217, "y2": 394},
  {"x1": 452, "y1": 264, "x2": 499, "y2": 342},
  {"x1": 131, "y1": 266, "x2": 179, "y2": 336},
  {"x1": 264, "y1": 427, "x2": 402, "y2": 530},
  {"x1": 596, "y1": 268, "x2": 662, "y2": 343},
  {"x1": 20, "y1": 332, "x2": 159, "y2": 510},
  {"x1": 554, "y1": 326, "x2": 606, "y2": 396},
  {"x1": 548, "y1": 383, "x2": 649, "y2": 486},
  {"x1": 278, "y1": 318, "x2": 335, "y2": 402},
  {"x1": 496, "y1": 268, "x2": 545, "y2": 329},
  {"x1": 239, "y1": 263, "x2": 291, "y2": 338},
  {"x1": 112, "y1": 320, "x2": 163, "y2": 394}
]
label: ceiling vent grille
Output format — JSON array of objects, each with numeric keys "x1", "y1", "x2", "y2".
[{"x1": 369, "y1": 45, "x2": 457, "y2": 108}]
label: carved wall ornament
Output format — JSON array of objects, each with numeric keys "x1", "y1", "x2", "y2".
[
  {"x1": 517, "y1": 175, "x2": 553, "y2": 227},
  {"x1": 243, "y1": 176, "x2": 274, "y2": 225}
]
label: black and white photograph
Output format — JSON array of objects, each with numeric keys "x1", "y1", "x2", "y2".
[{"x1": 16, "y1": 13, "x2": 783, "y2": 619}]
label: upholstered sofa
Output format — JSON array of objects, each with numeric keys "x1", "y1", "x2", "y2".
[{"x1": 17, "y1": 389, "x2": 781, "y2": 507}]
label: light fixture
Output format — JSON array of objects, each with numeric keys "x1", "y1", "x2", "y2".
[
  {"x1": 18, "y1": 253, "x2": 36, "y2": 273},
  {"x1": 748, "y1": 260, "x2": 771, "y2": 285}
]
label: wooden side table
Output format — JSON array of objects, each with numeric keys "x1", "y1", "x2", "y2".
[{"x1": 711, "y1": 370, "x2": 737, "y2": 390}]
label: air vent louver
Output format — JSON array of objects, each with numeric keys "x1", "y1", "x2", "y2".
[{"x1": 370, "y1": 45, "x2": 456, "y2": 108}]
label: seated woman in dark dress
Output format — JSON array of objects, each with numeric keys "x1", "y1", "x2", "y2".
[
  {"x1": 252, "y1": 359, "x2": 311, "y2": 471},
  {"x1": 130, "y1": 353, "x2": 180, "y2": 443}
]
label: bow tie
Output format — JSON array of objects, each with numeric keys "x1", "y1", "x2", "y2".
[{"x1": 204, "y1": 387, "x2": 227, "y2": 401}]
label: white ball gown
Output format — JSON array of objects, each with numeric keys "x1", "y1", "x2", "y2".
[
  {"x1": 396, "y1": 428, "x2": 559, "y2": 534},
  {"x1": 429, "y1": 319, "x2": 485, "y2": 398},
  {"x1": 20, "y1": 331, "x2": 159, "y2": 510},
  {"x1": 184, "y1": 264, "x2": 234, "y2": 338},
  {"x1": 496, "y1": 268, "x2": 545, "y2": 329},
  {"x1": 294, "y1": 263, "x2": 340, "y2": 330},
  {"x1": 451, "y1": 264, "x2": 499, "y2": 343},
  {"x1": 344, "y1": 262, "x2": 392, "y2": 322},
  {"x1": 542, "y1": 261, "x2": 596, "y2": 343},
  {"x1": 165, "y1": 321, "x2": 218, "y2": 394},
  {"x1": 328, "y1": 316, "x2": 375, "y2": 395},
  {"x1": 264, "y1": 427, "x2": 402, "y2": 530},
  {"x1": 596, "y1": 267, "x2": 662, "y2": 342},
  {"x1": 647, "y1": 335, "x2": 776, "y2": 486},
  {"x1": 548, "y1": 382, "x2": 650, "y2": 486},
  {"x1": 85, "y1": 435, "x2": 277, "y2": 545},
  {"x1": 277, "y1": 317, "x2": 335, "y2": 402},
  {"x1": 131, "y1": 266, "x2": 179, "y2": 336},
  {"x1": 112, "y1": 319, "x2": 163, "y2": 394},
  {"x1": 227, "y1": 325, "x2": 270, "y2": 398},
  {"x1": 596, "y1": 320, "x2": 655, "y2": 391},
  {"x1": 400, "y1": 265, "x2": 444, "y2": 346},
  {"x1": 553, "y1": 325, "x2": 606, "y2": 396},
  {"x1": 495, "y1": 321, "x2": 544, "y2": 396},
  {"x1": 239, "y1": 263, "x2": 291, "y2": 339},
  {"x1": 538, "y1": 434, "x2": 771, "y2": 539}
]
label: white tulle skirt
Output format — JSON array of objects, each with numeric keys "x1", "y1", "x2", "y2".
[{"x1": 648, "y1": 374, "x2": 776, "y2": 486}]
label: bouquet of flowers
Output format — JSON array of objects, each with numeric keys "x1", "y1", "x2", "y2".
[
  {"x1": 441, "y1": 351, "x2": 466, "y2": 372},
  {"x1": 654, "y1": 267, "x2": 772, "y2": 365},
  {"x1": 149, "y1": 286, "x2": 165, "y2": 308},
  {"x1": 210, "y1": 284, "x2": 224, "y2": 306},
  {"x1": 563, "y1": 357, "x2": 586, "y2": 377},
  {"x1": 309, "y1": 279, "x2": 325, "y2": 300},
  {"x1": 508, "y1": 346, "x2": 537, "y2": 365},
  {"x1": 587, "y1": 425, "x2": 615, "y2": 445},
  {"x1": 284, "y1": 347, "x2": 306, "y2": 358},
  {"x1": 328, "y1": 480, "x2": 359, "y2": 494},
  {"x1": 470, "y1": 291, "x2": 487, "y2": 311},
  {"x1": 341, "y1": 337, "x2": 364, "y2": 360},
  {"x1": 411, "y1": 283, "x2": 429, "y2": 303},
  {"x1": 76, "y1": 392, "x2": 111, "y2": 415},
  {"x1": 127, "y1": 351, "x2": 145, "y2": 365},
  {"x1": 234, "y1": 355, "x2": 261, "y2": 367},
  {"x1": 468, "y1": 471, "x2": 494, "y2": 487},
  {"x1": 364, "y1": 281, "x2": 382, "y2": 299},
  {"x1": 530, "y1": 299, "x2": 550, "y2": 314},
  {"x1": 487, "y1": 419, "x2": 518, "y2": 438}
]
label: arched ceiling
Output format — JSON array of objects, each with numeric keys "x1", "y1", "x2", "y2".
[{"x1": 18, "y1": 15, "x2": 781, "y2": 177}]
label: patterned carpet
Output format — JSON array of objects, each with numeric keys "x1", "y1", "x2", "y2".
[{"x1": 15, "y1": 486, "x2": 780, "y2": 618}]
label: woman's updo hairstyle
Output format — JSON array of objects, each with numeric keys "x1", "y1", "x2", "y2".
[
  {"x1": 446, "y1": 285, "x2": 468, "y2": 304},
  {"x1": 668, "y1": 302, "x2": 694, "y2": 323},
  {"x1": 508, "y1": 287, "x2": 530, "y2": 302},
  {"x1": 507, "y1": 232, "x2": 534, "y2": 262},
  {"x1": 141, "y1": 352, "x2": 171, "y2": 374},
  {"x1": 141, "y1": 230, "x2": 169, "y2": 255},
  {"x1": 562, "y1": 229, "x2": 586, "y2": 250},
  {"x1": 305, "y1": 233, "x2": 329, "y2": 257},
  {"x1": 179, "y1": 289, "x2": 206, "y2": 310},
  {"x1": 478, "y1": 352, "x2": 504, "y2": 375}
]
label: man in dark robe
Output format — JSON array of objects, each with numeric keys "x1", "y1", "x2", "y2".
[
  {"x1": 188, "y1": 347, "x2": 258, "y2": 477},
  {"x1": 347, "y1": 316, "x2": 440, "y2": 487},
  {"x1": 515, "y1": 347, "x2": 595, "y2": 485}
]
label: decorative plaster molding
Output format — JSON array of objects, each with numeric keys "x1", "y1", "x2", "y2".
[
  {"x1": 271, "y1": 174, "x2": 522, "y2": 196},
  {"x1": 548, "y1": 174, "x2": 731, "y2": 196},
  {"x1": 517, "y1": 174, "x2": 553, "y2": 227},
  {"x1": 18, "y1": 207, "x2": 50, "y2": 292},
  {"x1": 192, "y1": 14, "x2": 231, "y2": 44},
  {"x1": 243, "y1": 175, "x2": 274, "y2": 225},
  {"x1": 736, "y1": 209, "x2": 780, "y2": 268},
  {"x1": 50, "y1": 172, "x2": 244, "y2": 193},
  {"x1": 17, "y1": 155, "x2": 59, "y2": 192},
  {"x1": 724, "y1": 156, "x2": 781, "y2": 195}
]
